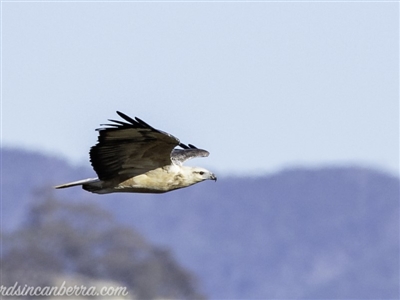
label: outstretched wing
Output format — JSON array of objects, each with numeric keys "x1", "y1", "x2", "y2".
[
  {"x1": 90, "y1": 111, "x2": 180, "y2": 181},
  {"x1": 171, "y1": 143, "x2": 209, "y2": 165}
]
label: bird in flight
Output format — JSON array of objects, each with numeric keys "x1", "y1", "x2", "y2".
[{"x1": 55, "y1": 111, "x2": 216, "y2": 194}]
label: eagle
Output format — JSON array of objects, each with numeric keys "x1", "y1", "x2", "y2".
[{"x1": 55, "y1": 111, "x2": 216, "y2": 194}]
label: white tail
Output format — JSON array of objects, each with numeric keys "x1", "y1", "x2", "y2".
[{"x1": 54, "y1": 178, "x2": 99, "y2": 189}]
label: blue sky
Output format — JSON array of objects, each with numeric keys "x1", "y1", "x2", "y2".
[{"x1": 2, "y1": 1, "x2": 399, "y2": 176}]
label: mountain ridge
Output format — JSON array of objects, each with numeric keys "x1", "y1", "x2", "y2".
[{"x1": 2, "y1": 147, "x2": 399, "y2": 299}]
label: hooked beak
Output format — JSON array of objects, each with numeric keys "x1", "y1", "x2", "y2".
[{"x1": 210, "y1": 173, "x2": 217, "y2": 182}]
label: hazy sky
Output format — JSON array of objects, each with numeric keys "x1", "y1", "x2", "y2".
[{"x1": 2, "y1": 1, "x2": 399, "y2": 176}]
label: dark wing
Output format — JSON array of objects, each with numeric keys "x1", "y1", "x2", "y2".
[
  {"x1": 90, "y1": 111, "x2": 179, "y2": 181},
  {"x1": 171, "y1": 143, "x2": 209, "y2": 165}
]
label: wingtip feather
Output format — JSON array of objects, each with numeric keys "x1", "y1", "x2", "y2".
[{"x1": 116, "y1": 111, "x2": 137, "y2": 125}]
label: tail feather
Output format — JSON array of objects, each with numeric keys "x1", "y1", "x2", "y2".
[{"x1": 54, "y1": 178, "x2": 99, "y2": 189}]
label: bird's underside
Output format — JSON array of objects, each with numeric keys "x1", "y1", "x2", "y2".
[{"x1": 55, "y1": 111, "x2": 216, "y2": 194}]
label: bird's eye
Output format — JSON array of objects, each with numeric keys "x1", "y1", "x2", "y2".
[{"x1": 199, "y1": 171, "x2": 205, "y2": 175}]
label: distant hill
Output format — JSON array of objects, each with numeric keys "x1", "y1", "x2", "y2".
[{"x1": 2, "y1": 147, "x2": 399, "y2": 299}]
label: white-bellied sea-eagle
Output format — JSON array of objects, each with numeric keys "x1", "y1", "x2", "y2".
[{"x1": 55, "y1": 111, "x2": 216, "y2": 194}]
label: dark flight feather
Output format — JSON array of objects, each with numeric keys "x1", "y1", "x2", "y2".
[{"x1": 89, "y1": 111, "x2": 209, "y2": 181}]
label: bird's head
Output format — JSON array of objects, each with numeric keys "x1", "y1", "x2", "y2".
[{"x1": 190, "y1": 167, "x2": 217, "y2": 183}]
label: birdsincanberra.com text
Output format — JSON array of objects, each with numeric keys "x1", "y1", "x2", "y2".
[{"x1": 0, "y1": 281, "x2": 129, "y2": 298}]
